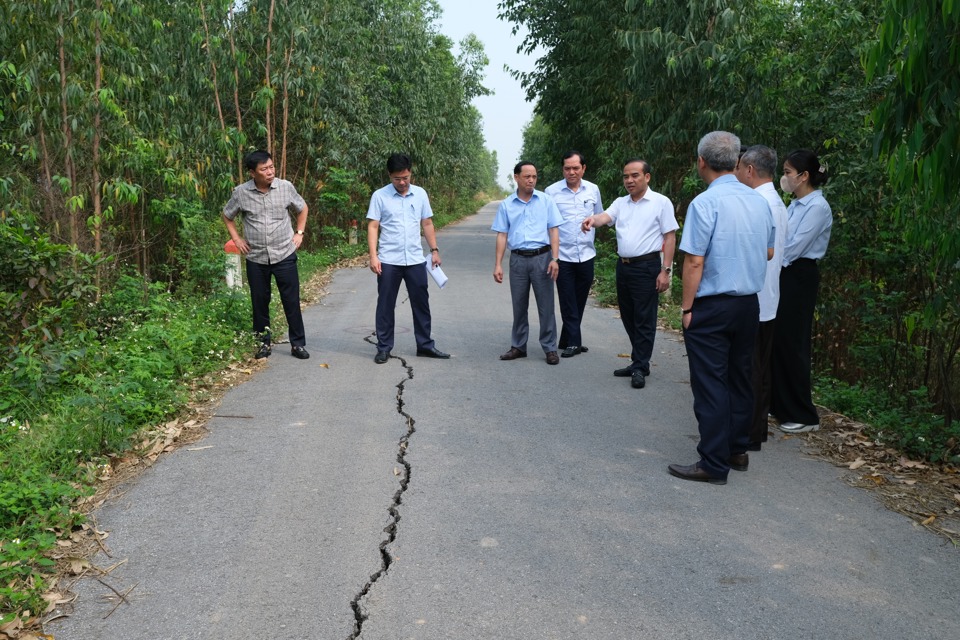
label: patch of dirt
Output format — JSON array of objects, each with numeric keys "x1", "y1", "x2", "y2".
[{"x1": 799, "y1": 409, "x2": 960, "y2": 545}]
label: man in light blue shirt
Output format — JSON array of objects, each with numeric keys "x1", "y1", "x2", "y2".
[
  {"x1": 669, "y1": 131, "x2": 774, "y2": 485},
  {"x1": 544, "y1": 150, "x2": 604, "y2": 358},
  {"x1": 367, "y1": 153, "x2": 449, "y2": 364},
  {"x1": 492, "y1": 161, "x2": 564, "y2": 365}
]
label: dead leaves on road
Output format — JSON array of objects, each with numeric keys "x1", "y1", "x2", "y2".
[{"x1": 807, "y1": 412, "x2": 960, "y2": 542}]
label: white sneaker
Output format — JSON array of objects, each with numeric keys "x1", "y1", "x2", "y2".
[{"x1": 778, "y1": 421, "x2": 820, "y2": 433}]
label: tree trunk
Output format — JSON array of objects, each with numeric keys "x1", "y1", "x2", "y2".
[
  {"x1": 200, "y1": 1, "x2": 227, "y2": 133},
  {"x1": 280, "y1": 32, "x2": 294, "y2": 178},
  {"x1": 58, "y1": 7, "x2": 78, "y2": 249},
  {"x1": 228, "y1": 5, "x2": 244, "y2": 181},
  {"x1": 264, "y1": 0, "x2": 276, "y2": 156},
  {"x1": 92, "y1": 0, "x2": 103, "y2": 295}
]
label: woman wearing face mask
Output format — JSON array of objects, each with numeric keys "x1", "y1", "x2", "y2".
[{"x1": 770, "y1": 149, "x2": 832, "y2": 433}]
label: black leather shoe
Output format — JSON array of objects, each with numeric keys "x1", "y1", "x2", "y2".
[
  {"x1": 374, "y1": 350, "x2": 390, "y2": 364},
  {"x1": 729, "y1": 453, "x2": 749, "y2": 471},
  {"x1": 416, "y1": 346, "x2": 450, "y2": 359},
  {"x1": 613, "y1": 365, "x2": 635, "y2": 377},
  {"x1": 561, "y1": 346, "x2": 583, "y2": 358},
  {"x1": 255, "y1": 343, "x2": 272, "y2": 359},
  {"x1": 545, "y1": 351, "x2": 560, "y2": 365},
  {"x1": 667, "y1": 462, "x2": 727, "y2": 485},
  {"x1": 499, "y1": 347, "x2": 527, "y2": 360},
  {"x1": 291, "y1": 346, "x2": 310, "y2": 360},
  {"x1": 631, "y1": 370, "x2": 646, "y2": 389}
]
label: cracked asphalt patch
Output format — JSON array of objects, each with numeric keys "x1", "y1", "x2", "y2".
[{"x1": 349, "y1": 337, "x2": 416, "y2": 639}]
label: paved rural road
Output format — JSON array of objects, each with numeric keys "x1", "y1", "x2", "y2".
[{"x1": 52, "y1": 203, "x2": 960, "y2": 640}]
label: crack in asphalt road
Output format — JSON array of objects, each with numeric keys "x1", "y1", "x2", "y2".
[{"x1": 348, "y1": 337, "x2": 415, "y2": 639}]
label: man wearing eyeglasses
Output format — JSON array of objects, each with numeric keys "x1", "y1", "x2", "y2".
[{"x1": 367, "y1": 153, "x2": 450, "y2": 364}]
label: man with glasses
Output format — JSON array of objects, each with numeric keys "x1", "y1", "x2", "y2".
[
  {"x1": 544, "y1": 151, "x2": 604, "y2": 358},
  {"x1": 367, "y1": 153, "x2": 450, "y2": 364}
]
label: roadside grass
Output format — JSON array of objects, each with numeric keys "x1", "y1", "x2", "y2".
[{"x1": 0, "y1": 197, "x2": 484, "y2": 629}]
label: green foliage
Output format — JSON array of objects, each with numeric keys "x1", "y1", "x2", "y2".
[
  {"x1": 866, "y1": 0, "x2": 960, "y2": 428},
  {"x1": 0, "y1": 213, "x2": 105, "y2": 347},
  {"x1": 815, "y1": 378, "x2": 959, "y2": 464}
]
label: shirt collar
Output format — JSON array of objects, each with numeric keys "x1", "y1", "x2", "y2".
[
  {"x1": 707, "y1": 174, "x2": 738, "y2": 189},
  {"x1": 795, "y1": 189, "x2": 822, "y2": 204},
  {"x1": 511, "y1": 190, "x2": 539, "y2": 204},
  {"x1": 245, "y1": 179, "x2": 276, "y2": 192}
]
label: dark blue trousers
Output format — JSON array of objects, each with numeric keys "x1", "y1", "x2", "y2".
[
  {"x1": 376, "y1": 262, "x2": 434, "y2": 352},
  {"x1": 683, "y1": 294, "x2": 759, "y2": 479},
  {"x1": 246, "y1": 252, "x2": 306, "y2": 347},
  {"x1": 616, "y1": 259, "x2": 660, "y2": 375},
  {"x1": 557, "y1": 258, "x2": 594, "y2": 349}
]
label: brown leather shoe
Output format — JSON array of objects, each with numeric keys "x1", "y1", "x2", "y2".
[
  {"x1": 667, "y1": 462, "x2": 727, "y2": 485},
  {"x1": 545, "y1": 351, "x2": 560, "y2": 365},
  {"x1": 499, "y1": 347, "x2": 527, "y2": 361},
  {"x1": 729, "y1": 453, "x2": 749, "y2": 471}
]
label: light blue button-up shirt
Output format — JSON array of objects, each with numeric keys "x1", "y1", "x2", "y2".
[
  {"x1": 680, "y1": 174, "x2": 774, "y2": 297},
  {"x1": 367, "y1": 183, "x2": 432, "y2": 266},
  {"x1": 544, "y1": 179, "x2": 604, "y2": 262},
  {"x1": 491, "y1": 190, "x2": 563, "y2": 250},
  {"x1": 782, "y1": 189, "x2": 832, "y2": 267}
]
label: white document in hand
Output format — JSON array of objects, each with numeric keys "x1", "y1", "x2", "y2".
[{"x1": 424, "y1": 259, "x2": 448, "y2": 289}]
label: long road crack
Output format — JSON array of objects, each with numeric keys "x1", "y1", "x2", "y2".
[{"x1": 348, "y1": 337, "x2": 416, "y2": 639}]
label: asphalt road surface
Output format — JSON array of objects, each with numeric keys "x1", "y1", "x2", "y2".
[{"x1": 52, "y1": 203, "x2": 960, "y2": 640}]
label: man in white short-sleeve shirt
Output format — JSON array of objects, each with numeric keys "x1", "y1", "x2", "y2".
[{"x1": 582, "y1": 159, "x2": 678, "y2": 390}]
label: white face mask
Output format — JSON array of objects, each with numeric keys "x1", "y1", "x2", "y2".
[{"x1": 780, "y1": 174, "x2": 796, "y2": 194}]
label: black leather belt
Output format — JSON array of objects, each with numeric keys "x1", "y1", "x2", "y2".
[
  {"x1": 512, "y1": 246, "x2": 551, "y2": 257},
  {"x1": 620, "y1": 251, "x2": 659, "y2": 264}
]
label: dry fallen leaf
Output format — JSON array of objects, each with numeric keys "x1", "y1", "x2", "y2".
[
  {"x1": 393, "y1": 467, "x2": 401, "y2": 476},
  {"x1": 67, "y1": 556, "x2": 91, "y2": 574},
  {"x1": 954, "y1": 493, "x2": 960, "y2": 505},
  {"x1": 898, "y1": 457, "x2": 928, "y2": 470},
  {"x1": 921, "y1": 515, "x2": 936, "y2": 526},
  {"x1": 848, "y1": 458, "x2": 867, "y2": 470},
  {"x1": 319, "y1": 363, "x2": 330, "y2": 368},
  {"x1": 186, "y1": 446, "x2": 214, "y2": 452}
]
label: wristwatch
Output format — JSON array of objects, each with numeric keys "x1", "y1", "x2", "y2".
[
  {"x1": 295, "y1": 229, "x2": 304, "y2": 235},
  {"x1": 662, "y1": 266, "x2": 672, "y2": 274}
]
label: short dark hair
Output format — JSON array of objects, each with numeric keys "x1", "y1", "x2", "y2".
[
  {"x1": 785, "y1": 149, "x2": 830, "y2": 187},
  {"x1": 562, "y1": 150, "x2": 586, "y2": 166},
  {"x1": 739, "y1": 145, "x2": 778, "y2": 179},
  {"x1": 623, "y1": 158, "x2": 651, "y2": 175},
  {"x1": 244, "y1": 150, "x2": 272, "y2": 172},
  {"x1": 514, "y1": 160, "x2": 536, "y2": 175},
  {"x1": 387, "y1": 153, "x2": 412, "y2": 174}
]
